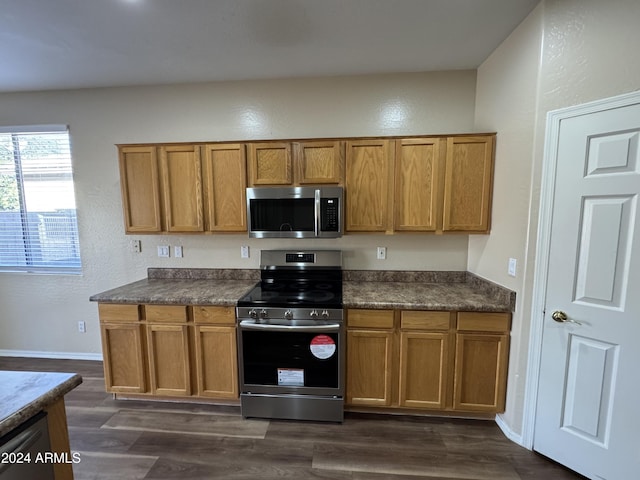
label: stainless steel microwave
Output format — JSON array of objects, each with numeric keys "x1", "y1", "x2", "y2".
[{"x1": 246, "y1": 186, "x2": 343, "y2": 238}]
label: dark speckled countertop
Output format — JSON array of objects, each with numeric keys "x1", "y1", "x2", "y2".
[
  {"x1": 343, "y1": 270, "x2": 515, "y2": 312},
  {"x1": 90, "y1": 268, "x2": 514, "y2": 312},
  {"x1": 0, "y1": 371, "x2": 82, "y2": 437},
  {"x1": 89, "y1": 268, "x2": 260, "y2": 305}
]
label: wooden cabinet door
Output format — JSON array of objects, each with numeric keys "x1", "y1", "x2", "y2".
[
  {"x1": 203, "y1": 143, "x2": 247, "y2": 232},
  {"x1": 248, "y1": 142, "x2": 292, "y2": 185},
  {"x1": 159, "y1": 145, "x2": 204, "y2": 232},
  {"x1": 146, "y1": 324, "x2": 191, "y2": 396},
  {"x1": 442, "y1": 136, "x2": 495, "y2": 232},
  {"x1": 346, "y1": 329, "x2": 395, "y2": 406},
  {"x1": 398, "y1": 311, "x2": 452, "y2": 410},
  {"x1": 100, "y1": 323, "x2": 146, "y2": 393},
  {"x1": 345, "y1": 139, "x2": 394, "y2": 232},
  {"x1": 118, "y1": 146, "x2": 162, "y2": 233},
  {"x1": 399, "y1": 331, "x2": 450, "y2": 409},
  {"x1": 193, "y1": 325, "x2": 238, "y2": 398},
  {"x1": 453, "y1": 332, "x2": 509, "y2": 412},
  {"x1": 394, "y1": 138, "x2": 443, "y2": 232},
  {"x1": 295, "y1": 141, "x2": 344, "y2": 184}
]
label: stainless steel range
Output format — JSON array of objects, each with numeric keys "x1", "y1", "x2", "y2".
[{"x1": 236, "y1": 249, "x2": 344, "y2": 422}]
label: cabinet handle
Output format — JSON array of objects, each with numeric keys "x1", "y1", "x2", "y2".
[{"x1": 551, "y1": 310, "x2": 582, "y2": 325}]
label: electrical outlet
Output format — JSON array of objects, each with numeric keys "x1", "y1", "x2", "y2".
[
  {"x1": 78, "y1": 321, "x2": 86, "y2": 333},
  {"x1": 377, "y1": 246, "x2": 387, "y2": 260},
  {"x1": 508, "y1": 258, "x2": 517, "y2": 277},
  {"x1": 174, "y1": 246, "x2": 183, "y2": 258},
  {"x1": 241, "y1": 245, "x2": 250, "y2": 258},
  {"x1": 131, "y1": 239, "x2": 141, "y2": 253},
  {"x1": 157, "y1": 245, "x2": 170, "y2": 258}
]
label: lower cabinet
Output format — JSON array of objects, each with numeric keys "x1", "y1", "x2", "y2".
[
  {"x1": 346, "y1": 309, "x2": 395, "y2": 406},
  {"x1": 399, "y1": 311, "x2": 453, "y2": 410},
  {"x1": 98, "y1": 303, "x2": 238, "y2": 401},
  {"x1": 192, "y1": 306, "x2": 238, "y2": 399},
  {"x1": 453, "y1": 312, "x2": 510, "y2": 412},
  {"x1": 147, "y1": 323, "x2": 191, "y2": 396},
  {"x1": 100, "y1": 322, "x2": 146, "y2": 393},
  {"x1": 98, "y1": 302, "x2": 508, "y2": 413},
  {"x1": 346, "y1": 308, "x2": 510, "y2": 414},
  {"x1": 99, "y1": 304, "x2": 146, "y2": 393}
]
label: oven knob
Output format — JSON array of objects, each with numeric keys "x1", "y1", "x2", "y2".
[
  {"x1": 284, "y1": 310, "x2": 293, "y2": 320},
  {"x1": 249, "y1": 309, "x2": 258, "y2": 319},
  {"x1": 260, "y1": 309, "x2": 268, "y2": 319},
  {"x1": 310, "y1": 309, "x2": 319, "y2": 319},
  {"x1": 321, "y1": 310, "x2": 330, "y2": 319}
]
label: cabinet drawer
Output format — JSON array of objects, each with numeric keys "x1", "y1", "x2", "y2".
[
  {"x1": 456, "y1": 312, "x2": 511, "y2": 333},
  {"x1": 347, "y1": 309, "x2": 394, "y2": 329},
  {"x1": 401, "y1": 311, "x2": 451, "y2": 331},
  {"x1": 145, "y1": 305, "x2": 188, "y2": 323},
  {"x1": 192, "y1": 306, "x2": 236, "y2": 325},
  {"x1": 98, "y1": 304, "x2": 140, "y2": 322}
]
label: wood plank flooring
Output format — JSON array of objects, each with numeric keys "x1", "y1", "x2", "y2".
[{"x1": 0, "y1": 357, "x2": 586, "y2": 480}]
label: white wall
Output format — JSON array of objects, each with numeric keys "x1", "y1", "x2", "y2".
[
  {"x1": 471, "y1": 0, "x2": 640, "y2": 439},
  {"x1": 470, "y1": 2, "x2": 544, "y2": 439},
  {"x1": 0, "y1": 72, "x2": 477, "y2": 356}
]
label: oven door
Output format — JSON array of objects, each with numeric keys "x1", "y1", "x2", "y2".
[{"x1": 238, "y1": 319, "x2": 344, "y2": 397}]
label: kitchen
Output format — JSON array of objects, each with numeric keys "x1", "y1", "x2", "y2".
[{"x1": 1, "y1": 1, "x2": 640, "y2": 479}]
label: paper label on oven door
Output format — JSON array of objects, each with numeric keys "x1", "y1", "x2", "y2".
[
  {"x1": 277, "y1": 368, "x2": 304, "y2": 386},
  {"x1": 310, "y1": 334, "x2": 336, "y2": 360}
]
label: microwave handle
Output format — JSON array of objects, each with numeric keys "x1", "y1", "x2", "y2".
[{"x1": 314, "y1": 188, "x2": 320, "y2": 237}]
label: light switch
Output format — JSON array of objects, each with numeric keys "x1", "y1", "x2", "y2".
[
  {"x1": 174, "y1": 246, "x2": 183, "y2": 258},
  {"x1": 377, "y1": 247, "x2": 387, "y2": 260},
  {"x1": 241, "y1": 245, "x2": 250, "y2": 258},
  {"x1": 508, "y1": 258, "x2": 517, "y2": 277},
  {"x1": 157, "y1": 245, "x2": 170, "y2": 258}
]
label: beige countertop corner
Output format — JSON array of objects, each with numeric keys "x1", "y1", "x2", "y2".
[{"x1": 0, "y1": 370, "x2": 82, "y2": 437}]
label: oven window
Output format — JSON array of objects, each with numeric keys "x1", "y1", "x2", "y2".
[
  {"x1": 241, "y1": 330, "x2": 339, "y2": 388},
  {"x1": 250, "y1": 198, "x2": 314, "y2": 232}
]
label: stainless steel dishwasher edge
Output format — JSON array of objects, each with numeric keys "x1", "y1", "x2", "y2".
[{"x1": 0, "y1": 411, "x2": 55, "y2": 480}]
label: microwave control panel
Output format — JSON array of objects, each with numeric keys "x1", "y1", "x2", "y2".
[{"x1": 321, "y1": 198, "x2": 340, "y2": 231}]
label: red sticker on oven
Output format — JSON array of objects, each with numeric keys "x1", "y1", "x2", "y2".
[{"x1": 310, "y1": 335, "x2": 336, "y2": 359}]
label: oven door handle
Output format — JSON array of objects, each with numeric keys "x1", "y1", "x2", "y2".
[{"x1": 239, "y1": 320, "x2": 341, "y2": 332}]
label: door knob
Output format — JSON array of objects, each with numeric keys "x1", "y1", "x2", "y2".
[{"x1": 551, "y1": 310, "x2": 582, "y2": 325}]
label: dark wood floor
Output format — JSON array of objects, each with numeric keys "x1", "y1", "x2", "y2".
[{"x1": 0, "y1": 357, "x2": 586, "y2": 480}]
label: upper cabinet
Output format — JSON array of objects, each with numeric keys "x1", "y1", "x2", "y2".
[
  {"x1": 345, "y1": 139, "x2": 394, "y2": 232},
  {"x1": 117, "y1": 133, "x2": 494, "y2": 235},
  {"x1": 248, "y1": 142, "x2": 292, "y2": 185},
  {"x1": 295, "y1": 141, "x2": 344, "y2": 185},
  {"x1": 394, "y1": 138, "x2": 443, "y2": 232},
  {"x1": 119, "y1": 146, "x2": 162, "y2": 233},
  {"x1": 248, "y1": 140, "x2": 344, "y2": 186},
  {"x1": 118, "y1": 143, "x2": 247, "y2": 234},
  {"x1": 443, "y1": 136, "x2": 495, "y2": 233},
  {"x1": 345, "y1": 134, "x2": 494, "y2": 234},
  {"x1": 202, "y1": 144, "x2": 247, "y2": 232},
  {"x1": 159, "y1": 145, "x2": 204, "y2": 232}
]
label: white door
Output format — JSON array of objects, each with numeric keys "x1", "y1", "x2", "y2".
[{"x1": 534, "y1": 94, "x2": 640, "y2": 479}]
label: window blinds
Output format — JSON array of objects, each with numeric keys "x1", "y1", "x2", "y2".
[{"x1": 0, "y1": 126, "x2": 82, "y2": 273}]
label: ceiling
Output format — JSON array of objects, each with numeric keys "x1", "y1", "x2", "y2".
[{"x1": 0, "y1": 0, "x2": 539, "y2": 94}]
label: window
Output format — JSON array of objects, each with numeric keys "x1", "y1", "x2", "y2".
[{"x1": 0, "y1": 125, "x2": 82, "y2": 273}]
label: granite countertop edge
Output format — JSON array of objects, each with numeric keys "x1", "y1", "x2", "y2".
[
  {"x1": 89, "y1": 268, "x2": 515, "y2": 313},
  {"x1": 0, "y1": 371, "x2": 82, "y2": 437}
]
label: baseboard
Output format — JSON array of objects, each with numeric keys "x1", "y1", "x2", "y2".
[
  {"x1": 495, "y1": 413, "x2": 526, "y2": 448},
  {"x1": 0, "y1": 349, "x2": 103, "y2": 361}
]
